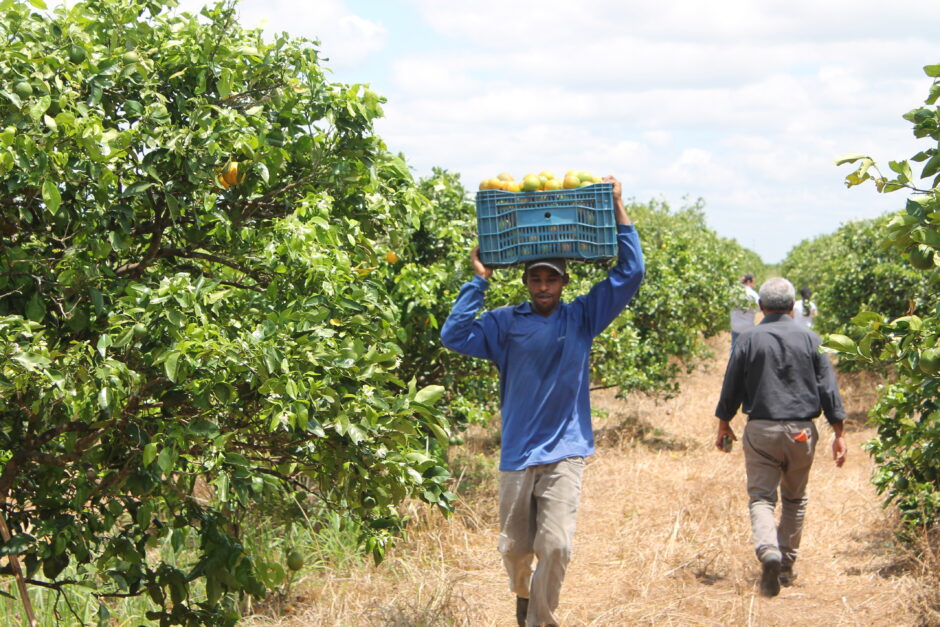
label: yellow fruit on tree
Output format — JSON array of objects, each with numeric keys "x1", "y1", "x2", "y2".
[
  {"x1": 220, "y1": 161, "x2": 246, "y2": 187},
  {"x1": 386, "y1": 250, "x2": 399, "y2": 263}
]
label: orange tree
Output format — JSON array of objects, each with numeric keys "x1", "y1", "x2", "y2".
[
  {"x1": 0, "y1": 0, "x2": 452, "y2": 623},
  {"x1": 781, "y1": 217, "x2": 931, "y2": 344},
  {"x1": 829, "y1": 64, "x2": 940, "y2": 532}
]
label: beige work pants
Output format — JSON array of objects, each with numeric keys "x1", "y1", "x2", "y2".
[
  {"x1": 498, "y1": 457, "x2": 585, "y2": 627},
  {"x1": 743, "y1": 419, "x2": 818, "y2": 566}
]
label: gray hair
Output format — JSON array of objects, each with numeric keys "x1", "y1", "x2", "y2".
[{"x1": 758, "y1": 277, "x2": 795, "y2": 312}]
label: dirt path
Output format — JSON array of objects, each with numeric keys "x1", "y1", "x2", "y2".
[{"x1": 262, "y1": 334, "x2": 933, "y2": 626}]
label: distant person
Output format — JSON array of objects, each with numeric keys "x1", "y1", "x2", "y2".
[
  {"x1": 440, "y1": 176, "x2": 644, "y2": 627},
  {"x1": 730, "y1": 273, "x2": 760, "y2": 350},
  {"x1": 715, "y1": 277, "x2": 847, "y2": 597},
  {"x1": 795, "y1": 286, "x2": 818, "y2": 328}
]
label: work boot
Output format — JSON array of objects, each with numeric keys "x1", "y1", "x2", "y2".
[
  {"x1": 779, "y1": 562, "x2": 797, "y2": 587},
  {"x1": 759, "y1": 553, "x2": 782, "y2": 597},
  {"x1": 516, "y1": 596, "x2": 528, "y2": 627}
]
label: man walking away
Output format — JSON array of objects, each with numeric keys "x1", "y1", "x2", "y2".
[{"x1": 714, "y1": 277, "x2": 847, "y2": 597}]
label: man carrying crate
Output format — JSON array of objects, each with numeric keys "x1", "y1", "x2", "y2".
[{"x1": 440, "y1": 177, "x2": 643, "y2": 627}]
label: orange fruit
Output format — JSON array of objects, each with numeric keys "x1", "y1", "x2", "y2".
[
  {"x1": 521, "y1": 174, "x2": 541, "y2": 192},
  {"x1": 386, "y1": 250, "x2": 399, "y2": 263},
  {"x1": 221, "y1": 161, "x2": 245, "y2": 187}
]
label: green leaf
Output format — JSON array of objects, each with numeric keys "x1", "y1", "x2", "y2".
[
  {"x1": 157, "y1": 447, "x2": 175, "y2": 473},
  {"x1": 833, "y1": 153, "x2": 868, "y2": 166},
  {"x1": 414, "y1": 385, "x2": 444, "y2": 406},
  {"x1": 142, "y1": 442, "x2": 158, "y2": 466},
  {"x1": 921, "y1": 153, "x2": 940, "y2": 179},
  {"x1": 164, "y1": 351, "x2": 181, "y2": 382},
  {"x1": 189, "y1": 419, "x2": 220, "y2": 438},
  {"x1": 12, "y1": 352, "x2": 50, "y2": 370},
  {"x1": 27, "y1": 0, "x2": 46, "y2": 8},
  {"x1": 25, "y1": 292, "x2": 46, "y2": 322},
  {"x1": 122, "y1": 181, "x2": 154, "y2": 197},
  {"x1": 823, "y1": 334, "x2": 857, "y2": 354},
  {"x1": 98, "y1": 387, "x2": 111, "y2": 410},
  {"x1": 0, "y1": 534, "x2": 35, "y2": 556},
  {"x1": 891, "y1": 315, "x2": 923, "y2": 331},
  {"x1": 42, "y1": 180, "x2": 61, "y2": 214},
  {"x1": 218, "y1": 67, "x2": 233, "y2": 99},
  {"x1": 851, "y1": 311, "x2": 883, "y2": 325},
  {"x1": 924, "y1": 64, "x2": 940, "y2": 78}
]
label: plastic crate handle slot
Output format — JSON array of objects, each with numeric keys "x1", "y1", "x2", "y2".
[{"x1": 517, "y1": 207, "x2": 578, "y2": 227}]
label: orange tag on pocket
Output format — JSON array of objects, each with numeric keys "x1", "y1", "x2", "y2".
[{"x1": 793, "y1": 429, "x2": 809, "y2": 442}]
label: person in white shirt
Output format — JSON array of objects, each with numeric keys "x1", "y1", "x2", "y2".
[
  {"x1": 795, "y1": 286, "x2": 818, "y2": 328},
  {"x1": 730, "y1": 274, "x2": 760, "y2": 350}
]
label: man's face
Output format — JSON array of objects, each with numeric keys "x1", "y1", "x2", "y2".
[{"x1": 524, "y1": 267, "x2": 568, "y2": 316}]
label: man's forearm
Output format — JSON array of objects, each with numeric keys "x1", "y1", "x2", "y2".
[{"x1": 614, "y1": 196, "x2": 631, "y2": 225}]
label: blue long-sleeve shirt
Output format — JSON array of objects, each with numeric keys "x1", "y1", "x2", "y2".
[{"x1": 440, "y1": 225, "x2": 645, "y2": 471}]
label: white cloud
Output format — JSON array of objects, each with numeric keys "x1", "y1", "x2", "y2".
[
  {"x1": 170, "y1": 0, "x2": 940, "y2": 262},
  {"x1": 174, "y1": 0, "x2": 387, "y2": 68}
]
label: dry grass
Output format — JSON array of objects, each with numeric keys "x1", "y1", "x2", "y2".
[{"x1": 248, "y1": 334, "x2": 939, "y2": 626}]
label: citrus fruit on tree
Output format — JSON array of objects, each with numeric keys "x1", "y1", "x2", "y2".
[
  {"x1": 920, "y1": 347, "x2": 940, "y2": 375},
  {"x1": 68, "y1": 44, "x2": 86, "y2": 63},
  {"x1": 220, "y1": 161, "x2": 246, "y2": 187},
  {"x1": 908, "y1": 244, "x2": 936, "y2": 270},
  {"x1": 13, "y1": 81, "x2": 33, "y2": 98},
  {"x1": 286, "y1": 550, "x2": 305, "y2": 571},
  {"x1": 386, "y1": 250, "x2": 399, "y2": 263}
]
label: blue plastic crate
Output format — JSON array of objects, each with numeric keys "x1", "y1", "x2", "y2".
[{"x1": 476, "y1": 183, "x2": 617, "y2": 267}]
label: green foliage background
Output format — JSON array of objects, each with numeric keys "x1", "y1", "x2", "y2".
[{"x1": 821, "y1": 64, "x2": 940, "y2": 533}]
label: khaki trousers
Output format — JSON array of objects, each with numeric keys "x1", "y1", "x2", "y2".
[
  {"x1": 743, "y1": 419, "x2": 818, "y2": 566},
  {"x1": 498, "y1": 457, "x2": 585, "y2": 627}
]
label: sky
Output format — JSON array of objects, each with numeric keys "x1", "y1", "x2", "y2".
[{"x1": 175, "y1": 0, "x2": 940, "y2": 264}]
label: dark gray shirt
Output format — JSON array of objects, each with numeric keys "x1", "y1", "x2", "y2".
[{"x1": 715, "y1": 313, "x2": 846, "y2": 424}]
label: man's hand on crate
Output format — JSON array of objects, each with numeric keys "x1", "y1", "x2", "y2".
[
  {"x1": 471, "y1": 246, "x2": 493, "y2": 280},
  {"x1": 602, "y1": 175, "x2": 631, "y2": 226}
]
